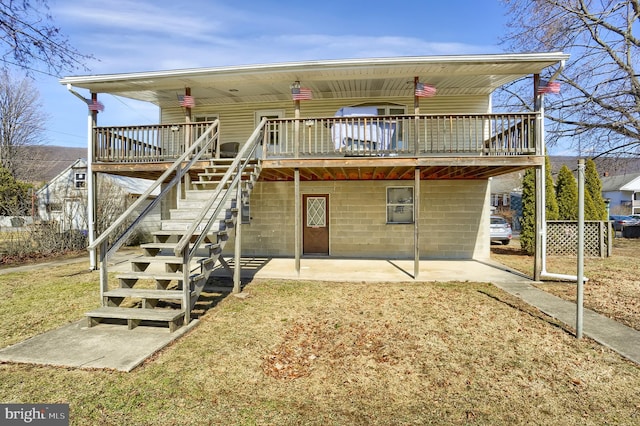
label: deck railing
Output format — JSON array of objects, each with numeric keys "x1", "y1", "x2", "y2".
[
  {"x1": 93, "y1": 121, "x2": 218, "y2": 162},
  {"x1": 93, "y1": 113, "x2": 538, "y2": 163}
]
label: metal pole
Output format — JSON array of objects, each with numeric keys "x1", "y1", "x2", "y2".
[
  {"x1": 577, "y1": 159, "x2": 585, "y2": 338},
  {"x1": 414, "y1": 167, "x2": 420, "y2": 279},
  {"x1": 294, "y1": 169, "x2": 301, "y2": 275}
]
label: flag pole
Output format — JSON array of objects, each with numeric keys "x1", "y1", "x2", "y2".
[{"x1": 413, "y1": 76, "x2": 420, "y2": 115}]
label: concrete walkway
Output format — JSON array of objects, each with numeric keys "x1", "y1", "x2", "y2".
[{"x1": 0, "y1": 256, "x2": 638, "y2": 370}]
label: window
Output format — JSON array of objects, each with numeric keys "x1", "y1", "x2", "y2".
[
  {"x1": 74, "y1": 172, "x2": 86, "y2": 189},
  {"x1": 387, "y1": 186, "x2": 414, "y2": 224},
  {"x1": 377, "y1": 105, "x2": 406, "y2": 151},
  {"x1": 48, "y1": 202, "x2": 62, "y2": 212},
  {"x1": 255, "y1": 110, "x2": 284, "y2": 148},
  {"x1": 194, "y1": 115, "x2": 219, "y2": 152}
]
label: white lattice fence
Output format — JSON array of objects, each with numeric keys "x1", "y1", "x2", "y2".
[{"x1": 546, "y1": 221, "x2": 611, "y2": 257}]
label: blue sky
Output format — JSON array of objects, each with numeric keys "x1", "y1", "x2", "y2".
[{"x1": 36, "y1": 0, "x2": 510, "y2": 149}]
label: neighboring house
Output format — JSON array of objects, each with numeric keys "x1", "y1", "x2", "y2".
[
  {"x1": 61, "y1": 53, "x2": 568, "y2": 330},
  {"x1": 490, "y1": 173, "x2": 523, "y2": 231},
  {"x1": 36, "y1": 158, "x2": 90, "y2": 232},
  {"x1": 600, "y1": 173, "x2": 640, "y2": 215},
  {"x1": 36, "y1": 158, "x2": 161, "y2": 235}
]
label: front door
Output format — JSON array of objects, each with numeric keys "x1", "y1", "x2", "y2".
[{"x1": 303, "y1": 194, "x2": 329, "y2": 255}]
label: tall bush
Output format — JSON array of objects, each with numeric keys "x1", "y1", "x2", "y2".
[
  {"x1": 520, "y1": 167, "x2": 536, "y2": 254},
  {"x1": 585, "y1": 159, "x2": 608, "y2": 220},
  {"x1": 545, "y1": 155, "x2": 559, "y2": 220},
  {"x1": 556, "y1": 165, "x2": 578, "y2": 220}
]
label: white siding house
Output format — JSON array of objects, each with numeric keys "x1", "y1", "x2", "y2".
[
  {"x1": 601, "y1": 173, "x2": 640, "y2": 215},
  {"x1": 36, "y1": 158, "x2": 161, "y2": 235}
]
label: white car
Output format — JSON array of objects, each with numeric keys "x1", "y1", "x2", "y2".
[{"x1": 490, "y1": 216, "x2": 512, "y2": 245}]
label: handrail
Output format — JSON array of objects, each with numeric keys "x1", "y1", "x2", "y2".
[
  {"x1": 173, "y1": 118, "x2": 266, "y2": 259},
  {"x1": 88, "y1": 120, "x2": 220, "y2": 255}
]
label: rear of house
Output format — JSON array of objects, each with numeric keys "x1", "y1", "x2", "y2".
[{"x1": 60, "y1": 53, "x2": 566, "y2": 330}]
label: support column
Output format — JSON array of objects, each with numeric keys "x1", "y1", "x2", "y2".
[
  {"x1": 533, "y1": 73, "x2": 544, "y2": 281},
  {"x1": 294, "y1": 99, "x2": 301, "y2": 158},
  {"x1": 534, "y1": 165, "x2": 543, "y2": 281},
  {"x1": 182, "y1": 87, "x2": 192, "y2": 196},
  {"x1": 87, "y1": 93, "x2": 98, "y2": 270},
  {"x1": 413, "y1": 76, "x2": 420, "y2": 155},
  {"x1": 233, "y1": 166, "x2": 243, "y2": 293},
  {"x1": 414, "y1": 167, "x2": 420, "y2": 279},
  {"x1": 294, "y1": 169, "x2": 301, "y2": 275}
]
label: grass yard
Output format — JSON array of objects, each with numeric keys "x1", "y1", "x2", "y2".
[
  {"x1": 491, "y1": 237, "x2": 640, "y2": 332},
  {"x1": 1, "y1": 259, "x2": 640, "y2": 425}
]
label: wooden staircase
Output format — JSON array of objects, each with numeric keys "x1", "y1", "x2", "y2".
[{"x1": 85, "y1": 158, "x2": 261, "y2": 332}]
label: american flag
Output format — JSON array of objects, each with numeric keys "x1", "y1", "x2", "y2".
[
  {"x1": 88, "y1": 100, "x2": 104, "y2": 112},
  {"x1": 537, "y1": 80, "x2": 561, "y2": 94},
  {"x1": 178, "y1": 95, "x2": 196, "y2": 108},
  {"x1": 415, "y1": 82, "x2": 437, "y2": 97},
  {"x1": 291, "y1": 87, "x2": 313, "y2": 101}
]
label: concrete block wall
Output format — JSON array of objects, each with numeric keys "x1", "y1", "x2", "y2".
[{"x1": 224, "y1": 179, "x2": 491, "y2": 260}]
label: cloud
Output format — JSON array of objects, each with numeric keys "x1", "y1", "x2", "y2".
[{"x1": 53, "y1": 0, "x2": 500, "y2": 75}]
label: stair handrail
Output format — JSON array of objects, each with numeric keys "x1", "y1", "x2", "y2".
[
  {"x1": 173, "y1": 118, "x2": 266, "y2": 260},
  {"x1": 88, "y1": 120, "x2": 220, "y2": 259}
]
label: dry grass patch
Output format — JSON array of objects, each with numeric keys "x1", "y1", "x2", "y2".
[
  {"x1": 492, "y1": 238, "x2": 640, "y2": 331},
  {"x1": 0, "y1": 260, "x2": 100, "y2": 346},
  {"x1": 1, "y1": 264, "x2": 640, "y2": 424}
]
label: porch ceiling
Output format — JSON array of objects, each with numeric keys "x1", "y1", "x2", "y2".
[{"x1": 61, "y1": 53, "x2": 568, "y2": 108}]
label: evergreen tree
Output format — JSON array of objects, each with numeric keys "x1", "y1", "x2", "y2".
[
  {"x1": 545, "y1": 155, "x2": 559, "y2": 220},
  {"x1": 556, "y1": 165, "x2": 578, "y2": 220},
  {"x1": 0, "y1": 166, "x2": 31, "y2": 215},
  {"x1": 584, "y1": 159, "x2": 608, "y2": 220},
  {"x1": 583, "y1": 189, "x2": 598, "y2": 220},
  {"x1": 520, "y1": 167, "x2": 536, "y2": 254}
]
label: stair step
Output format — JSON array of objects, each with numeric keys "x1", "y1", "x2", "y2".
[
  {"x1": 177, "y1": 199, "x2": 235, "y2": 209},
  {"x1": 131, "y1": 254, "x2": 212, "y2": 262},
  {"x1": 104, "y1": 288, "x2": 183, "y2": 300},
  {"x1": 184, "y1": 190, "x2": 235, "y2": 201},
  {"x1": 169, "y1": 209, "x2": 234, "y2": 221},
  {"x1": 161, "y1": 221, "x2": 229, "y2": 232},
  {"x1": 104, "y1": 288, "x2": 187, "y2": 300},
  {"x1": 149, "y1": 232, "x2": 221, "y2": 246},
  {"x1": 199, "y1": 171, "x2": 255, "y2": 179},
  {"x1": 85, "y1": 307, "x2": 184, "y2": 332},
  {"x1": 116, "y1": 271, "x2": 191, "y2": 281}
]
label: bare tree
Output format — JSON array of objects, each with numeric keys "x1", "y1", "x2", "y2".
[
  {"x1": 0, "y1": 0, "x2": 90, "y2": 75},
  {"x1": 0, "y1": 70, "x2": 47, "y2": 180},
  {"x1": 498, "y1": 0, "x2": 640, "y2": 157}
]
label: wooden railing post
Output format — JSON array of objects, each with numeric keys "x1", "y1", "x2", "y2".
[{"x1": 99, "y1": 240, "x2": 108, "y2": 304}]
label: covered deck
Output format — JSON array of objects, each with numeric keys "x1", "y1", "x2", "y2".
[{"x1": 90, "y1": 111, "x2": 541, "y2": 182}]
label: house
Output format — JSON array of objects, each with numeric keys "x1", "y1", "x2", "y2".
[
  {"x1": 490, "y1": 172, "x2": 523, "y2": 231},
  {"x1": 36, "y1": 158, "x2": 161, "y2": 236},
  {"x1": 600, "y1": 173, "x2": 640, "y2": 215},
  {"x1": 60, "y1": 52, "x2": 567, "y2": 330}
]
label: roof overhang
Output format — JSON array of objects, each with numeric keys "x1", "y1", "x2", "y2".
[{"x1": 60, "y1": 52, "x2": 569, "y2": 108}]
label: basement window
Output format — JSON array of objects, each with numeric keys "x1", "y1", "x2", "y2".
[{"x1": 386, "y1": 186, "x2": 414, "y2": 224}]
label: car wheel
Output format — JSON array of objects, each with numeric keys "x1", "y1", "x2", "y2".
[{"x1": 501, "y1": 240, "x2": 510, "y2": 245}]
